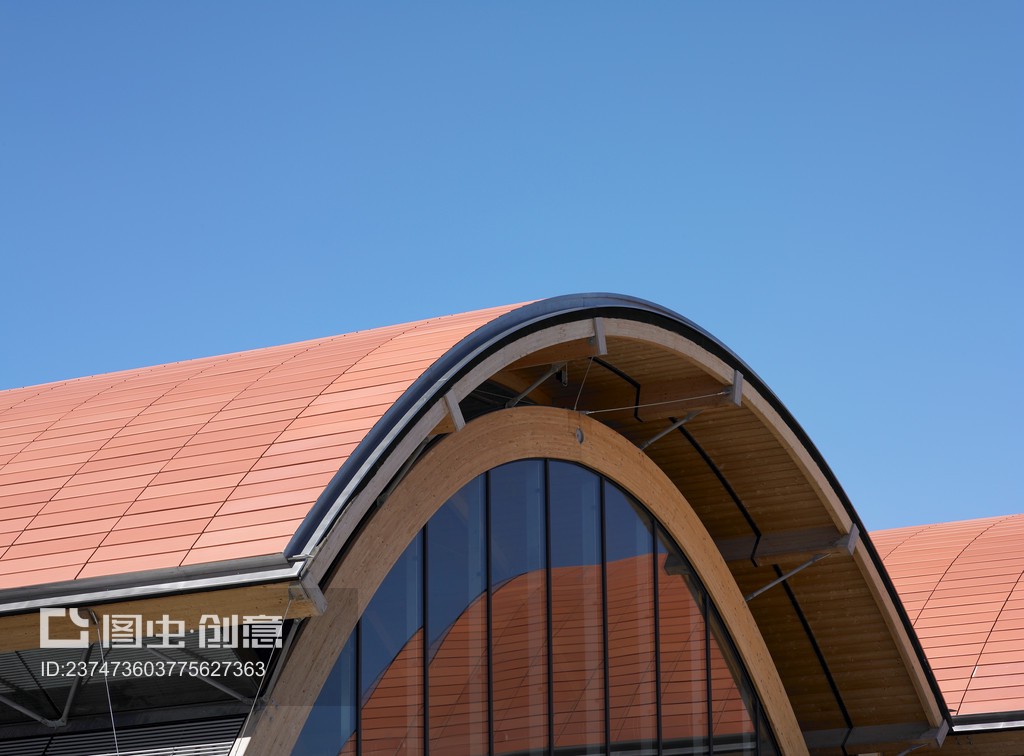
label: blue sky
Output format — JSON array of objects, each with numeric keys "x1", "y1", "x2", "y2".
[{"x1": 1, "y1": 3, "x2": 1020, "y2": 530}]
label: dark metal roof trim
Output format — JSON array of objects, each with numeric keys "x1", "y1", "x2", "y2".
[
  {"x1": 0, "y1": 554, "x2": 297, "y2": 617},
  {"x1": 951, "y1": 711, "x2": 1024, "y2": 733},
  {"x1": 286, "y1": 292, "x2": 949, "y2": 725}
]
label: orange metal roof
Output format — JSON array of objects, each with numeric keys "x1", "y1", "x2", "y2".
[
  {"x1": 0, "y1": 304, "x2": 520, "y2": 589},
  {"x1": 874, "y1": 514, "x2": 1024, "y2": 717}
]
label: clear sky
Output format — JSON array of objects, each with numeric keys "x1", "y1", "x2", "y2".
[{"x1": 1, "y1": 3, "x2": 1020, "y2": 531}]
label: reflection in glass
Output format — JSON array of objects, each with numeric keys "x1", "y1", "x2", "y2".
[
  {"x1": 657, "y1": 525, "x2": 709, "y2": 755},
  {"x1": 549, "y1": 461, "x2": 605, "y2": 754},
  {"x1": 293, "y1": 631, "x2": 356, "y2": 755},
  {"x1": 295, "y1": 460, "x2": 779, "y2": 756},
  {"x1": 490, "y1": 461, "x2": 548, "y2": 755},
  {"x1": 710, "y1": 610, "x2": 757, "y2": 754},
  {"x1": 360, "y1": 535, "x2": 423, "y2": 756},
  {"x1": 427, "y1": 478, "x2": 488, "y2": 755},
  {"x1": 604, "y1": 482, "x2": 658, "y2": 755}
]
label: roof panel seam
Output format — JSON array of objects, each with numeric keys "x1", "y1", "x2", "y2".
[
  {"x1": 14, "y1": 344, "x2": 326, "y2": 578},
  {"x1": 911, "y1": 516, "x2": 1018, "y2": 715},
  {"x1": 168, "y1": 336, "x2": 351, "y2": 561},
  {"x1": 6, "y1": 370, "x2": 211, "y2": 573},
  {"x1": 962, "y1": 563, "x2": 1024, "y2": 710}
]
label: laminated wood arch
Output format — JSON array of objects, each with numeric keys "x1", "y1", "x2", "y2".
[
  {"x1": 253, "y1": 295, "x2": 948, "y2": 755},
  {"x1": 251, "y1": 406, "x2": 807, "y2": 755}
]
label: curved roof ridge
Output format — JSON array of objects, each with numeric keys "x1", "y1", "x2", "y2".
[
  {"x1": 915, "y1": 515, "x2": 1013, "y2": 619},
  {"x1": 875, "y1": 516, "x2": 1007, "y2": 622},
  {"x1": 871, "y1": 522, "x2": 933, "y2": 561}
]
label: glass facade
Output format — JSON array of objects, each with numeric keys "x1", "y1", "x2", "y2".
[{"x1": 296, "y1": 460, "x2": 779, "y2": 756}]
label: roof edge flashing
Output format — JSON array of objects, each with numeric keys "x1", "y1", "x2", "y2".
[
  {"x1": 951, "y1": 711, "x2": 1024, "y2": 733},
  {"x1": 287, "y1": 293, "x2": 773, "y2": 558},
  {"x1": 0, "y1": 554, "x2": 299, "y2": 616}
]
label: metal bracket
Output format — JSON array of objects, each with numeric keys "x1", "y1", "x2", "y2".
[
  {"x1": 506, "y1": 362, "x2": 567, "y2": 408},
  {"x1": 745, "y1": 525, "x2": 860, "y2": 602},
  {"x1": 443, "y1": 391, "x2": 465, "y2": 431},
  {"x1": 290, "y1": 572, "x2": 327, "y2": 616},
  {"x1": 590, "y1": 317, "x2": 607, "y2": 356},
  {"x1": 729, "y1": 369, "x2": 743, "y2": 406}
]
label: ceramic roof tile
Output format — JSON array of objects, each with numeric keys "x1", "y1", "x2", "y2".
[
  {"x1": 113, "y1": 502, "x2": 222, "y2": 531},
  {"x1": 0, "y1": 303, "x2": 523, "y2": 584},
  {"x1": 877, "y1": 514, "x2": 1024, "y2": 717}
]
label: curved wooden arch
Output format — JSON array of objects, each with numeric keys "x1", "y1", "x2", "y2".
[
  {"x1": 251, "y1": 406, "x2": 807, "y2": 755},
  {"x1": 298, "y1": 312, "x2": 943, "y2": 748}
]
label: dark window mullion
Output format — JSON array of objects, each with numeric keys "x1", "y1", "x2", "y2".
[
  {"x1": 544, "y1": 460, "x2": 554, "y2": 756},
  {"x1": 754, "y1": 698, "x2": 761, "y2": 756},
  {"x1": 600, "y1": 481, "x2": 611, "y2": 752},
  {"x1": 705, "y1": 593, "x2": 713, "y2": 755},
  {"x1": 423, "y1": 526, "x2": 430, "y2": 756},
  {"x1": 355, "y1": 621, "x2": 362, "y2": 756},
  {"x1": 652, "y1": 519, "x2": 663, "y2": 756},
  {"x1": 486, "y1": 471, "x2": 495, "y2": 756}
]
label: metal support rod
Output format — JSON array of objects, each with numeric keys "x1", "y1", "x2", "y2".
[
  {"x1": 0, "y1": 692, "x2": 55, "y2": 727},
  {"x1": 638, "y1": 411, "x2": 701, "y2": 450},
  {"x1": 0, "y1": 651, "x2": 94, "y2": 728},
  {"x1": 146, "y1": 647, "x2": 253, "y2": 704},
  {"x1": 259, "y1": 618, "x2": 302, "y2": 698},
  {"x1": 896, "y1": 744, "x2": 927, "y2": 756},
  {"x1": 506, "y1": 362, "x2": 566, "y2": 408},
  {"x1": 745, "y1": 552, "x2": 832, "y2": 602},
  {"x1": 55, "y1": 643, "x2": 95, "y2": 725}
]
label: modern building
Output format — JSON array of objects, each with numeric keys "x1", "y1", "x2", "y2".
[{"x1": 0, "y1": 294, "x2": 1020, "y2": 755}]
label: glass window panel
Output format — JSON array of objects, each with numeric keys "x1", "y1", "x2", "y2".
[
  {"x1": 549, "y1": 461, "x2": 605, "y2": 754},
  {"x1": 360, "y1": 534, "x2": 423, "y2": 756},
  {"x1": 490, "y1": 460, "x2": 548, "y2": 755},
  {"x1": 326, "y1": 459, "x2": 780, "y2": 756},
  {"x1": 657, "y1": 525, "x2": 709, "y2": 756},
  {"x1": 427, "y1": 478, "x2": 488, "y2": 756},
  {"x1": 427, "y1": 477, "x2": 487, "y2": 650},
  {"x1": 490, "y1": 460, "x2": 546, "y2": 585},
  {"x1": 292, "y1": 630, "x2": 356, "y2": 755},
  {"x1": 604, "y1": 482, "x2": 658, "y2": 756},
  {"x1": 709, "y1": 609, "x2": 757, "y2": 755}
]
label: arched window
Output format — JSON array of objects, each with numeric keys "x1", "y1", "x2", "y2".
[{"x1": 296, "y1": 460, "x2": 779, "y2": 756}]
